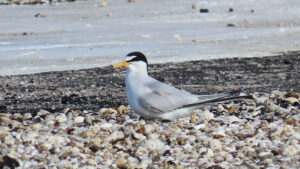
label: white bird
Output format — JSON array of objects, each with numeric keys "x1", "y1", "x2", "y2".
[{"x1": 114, "y1": 52, "x2": 250, "y2": 120}]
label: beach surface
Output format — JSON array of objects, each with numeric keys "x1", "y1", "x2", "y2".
[{"x1": 0, "y1": 52, "x2": 299, "y2": 168}]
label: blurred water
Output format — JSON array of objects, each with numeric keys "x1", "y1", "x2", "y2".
[{"x1": 0, "y1": 0, "x2": 300, "y2": 75}]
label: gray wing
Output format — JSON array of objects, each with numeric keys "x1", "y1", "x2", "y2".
[{"x1": 138, "y1": 79, "x2": 199, "y2": 114}]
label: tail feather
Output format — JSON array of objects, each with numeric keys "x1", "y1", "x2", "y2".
[{"x1": 183, "y1": 93, "x2": 252, "y2": 108}]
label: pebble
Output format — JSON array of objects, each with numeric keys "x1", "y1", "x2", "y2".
[
  {"x1": 0, "y1": 116, "x2": 11, "y2": 123},
  {"x1": 23, "y1": 113, "x2": 32, "y2": 120},
  {"x1": 258, "y1": 152, "x2": 273, "y2": 160},
  {"x1": 200, "y1": 8, "x2": 209, "y2": 13},
  {"x1": 203, "y1": 109, "x2": 214, "y2": 121},
  {"x1": 74, "y1": 116, "x2": 84, "y2": 123},
  {"x1": 284, "y1": 97, "x2": 298, "y2": 103},
  {"x1": 12, "y1": 113, "x2": 22, "y2": 120},
  {"x1": 107, "y1": 131, "x2": 125, "y2": 143},
  {"x1": 192, "y1": 3, "x2": 198, "y2": 9},
  {"x1": 100, "y1": 1, "x2": 107, "y2": 7},
  {"x1": 55, "y1": 114, "x2": 67, "y2": 123}
]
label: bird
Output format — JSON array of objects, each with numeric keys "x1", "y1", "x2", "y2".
[{"x1": 114, "y1": 51, "x2": 250, "y2": 120}]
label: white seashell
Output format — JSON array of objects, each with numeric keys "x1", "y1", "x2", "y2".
[{"x1": 74, "y1": 116, "x2": 85, "y2": 123}]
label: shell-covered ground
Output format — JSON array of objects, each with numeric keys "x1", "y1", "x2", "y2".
[
  {"x1": 0, "y1": 91, "x2": 299, "y2": 168},
  {"x1": 0, "y1": 52, "x2": 299, "y2": 168}
]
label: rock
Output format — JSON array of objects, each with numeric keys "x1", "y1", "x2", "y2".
[
  {"x1": 203, "y1": 110, "x2": 214, "y2": 121},
  {"x1": 192, "y1": 3, "x2": 198, "y2": 9},
  {"x1": 258, "y1": 152, "x2": 273, "y2": 160},
  {"x1": 100, "y1": 1, "x2": 107, "y2": 7},
  {"x1": 0, "y1": 116, "x2": 11, "y2": 123},
  {"x1": 212, "y1": 130, "x2": 226, "y2": 138},
  {"x1": 0, "y1": 155, "x2": 20, "y2": 168},
  {"x1": 116, "y1": 157, "x2": 127, "y2": 168},
  {"x1": 107, "y1": 131, "x2": 125, "y2": 143},
  {"x1": 227, "y1": 23, "x2": 236, "y2": 27},
  {"x1": 39, "y1": 142, "x2": 53, "y2": 151},
  {"x1": 74, "y1": 116, "x2": 85, "y2": 123},
  {"x1": 174, "y1": 34, "x2": 182, "y2": 42},
  {"x1": 229, "y1": 8, "x2": 234, "y2": 12},
  {"x1": 61, "y1": 108, "x2": 70, "y2": 114},
  {"x1": 145, "y1": 138, "x2": 166, "y2": 154},
  {"x1": 23, "y1": 113, "x2": 32, "y2": 120},
  {"x1": 284, "y1": 97, "x2": 298, "y2": 103},
  {"x1": 31, "y1": 123, "x2": 42, "y2": 130},
  {"x1": 12, "y1": 113, "x2": 22, "y2": 120},
  {"x1": 228, "y1": 116, "x2": 241, "y2": 123},
  {"x1": 210, "y1": 139, "x2": 222, "y2": 149},
  {"x1": 229, "y1": 106, "x2": 238, "y2": 114},
  {"x1": 200, "y1": 8, "x2": 209, "y2": 13},
  {"x1": 107, "y1": 13, "x2": 112, "y2": 17},
  {"x1": 117, "y1": 105, "x2": 130, "y2": 114},
  {"x1": 56, "y1": 114, "x2": 67, "y2": 123}
]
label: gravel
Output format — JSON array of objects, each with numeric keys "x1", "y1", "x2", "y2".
[{"x1": 0, "y1": 52, "x2": 299, "y2": 168}]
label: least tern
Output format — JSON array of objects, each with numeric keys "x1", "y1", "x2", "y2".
[{"x1": 114, "y1": 52, "x2": 250, "y2": 120}]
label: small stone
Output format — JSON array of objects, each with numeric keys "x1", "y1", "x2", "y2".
[
  {"x1": 12, "y1": 113, "x2": 22, "y2": 120},
  {"x1": 74, "y1": 116, "x2": 85, "y2": 123},
  {"x1": 56, "y1": 114, "x2": 67, "y2": 123},
  {"x1": 62, "y1": 107, "x2": 70, "y2": 114},
  {"x1": 0, "y1": 126, "x2": 9, "y2": 132},
  {"x1": 37, "y1": 109, "x2": 50, "y2": 116},
  {"x1": 284, "y1": 97, "x2": 298, "y2": 103},
  {"x1": 107, "y1": 131, "x2": 125, "y2": 143},
  {"x1": 212, "y1": 130, "x2": 226, "y2": 138},
  {"x1": 86, "y1": 159, "x2": 97, "y2": 166},
  {"x1": 228, "y1": 116, "x2": 240, "y2": 123},
  {"x1": 100, "y1": 1, "x2": 107, "y2": 7},
  {"x1": 200, "y1": 8, "x2": 209, "y2": 13},
  {"x1": 132, "y1": 130, "x2": 146, "y2": 140},
  {"x1": 227, "y1": 23, "x2": 236, "y2": 27},
  {"x1": 103, "y1": 108, "x2": 118, "y2": 115},
  {"x1": 258, "y1": 152, "x2": 273, "y2": 160},
  {"x1": 23, "y1": 113, "x2": 32, "y2": 120},
  {"x1": 31, "y1": 123, "x2": 42, "y2": 130},
  {"x1": 210, "y1": 139, "x2": 222, "y2": 149},
  {"x1": 192, "y1": 3, "x2": 198, "y2": 9},
  {"x1": 81, "y1": 130, "x2": 94, "y2": 138},
  {"x1": 34, "y1": 13, "x2": 46, "y2": 18},
  {"x1": 203, "y1": 110, "x2": 214, "y2": 121},
  {"x1": 39, "y1": 142, "x2": 52, "y2": 151},
  {"x1": 0, "y1": 116, "x2": 11, "y2": 123},
  {"x1": 116, "y1": 157, "x2": 127, "y2": 168},
  {"x1": 117, "y1": 105, "x2": 130, "y2": 114},
  {"x1": 229, "y1": 8, "x2": 234, "y2": 12},
  {"x1": 206, "y1": 149, "x2": 214, "y2": 157},
  {"x1": 174, "y1": 34, "x2": 182, "y2": 42},
  {"x1": 229, "y1": 106, "x2": 238, "y2": 114},
  {"x1": 145, "y1": 138, "x2": 166, "y2": 153}
]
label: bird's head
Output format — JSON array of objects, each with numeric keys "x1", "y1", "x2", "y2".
[{"x1": 114, "y1": 52, "x2": 148, "y2": 72}]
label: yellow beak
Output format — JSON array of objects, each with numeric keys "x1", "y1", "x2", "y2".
[{"x1": 113, "y1": 61, "x2": 131, "y2": 69}]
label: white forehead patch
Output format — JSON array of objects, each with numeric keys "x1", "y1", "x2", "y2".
[{"x1": 125, "y1": 55, "x2": 136, "y2": 62}]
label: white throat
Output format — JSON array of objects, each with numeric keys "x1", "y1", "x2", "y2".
[{"x1": 127, "y1": 61, "x2": 148, "y2": 76}]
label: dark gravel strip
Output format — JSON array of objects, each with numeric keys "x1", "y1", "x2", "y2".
[{"x1": 0, "y1": 51, "x2": 299, "y2": 115}]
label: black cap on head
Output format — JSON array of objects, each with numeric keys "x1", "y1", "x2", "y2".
[{"x1": 126, "y1": 52, "x2": 148, "y2": 64}]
